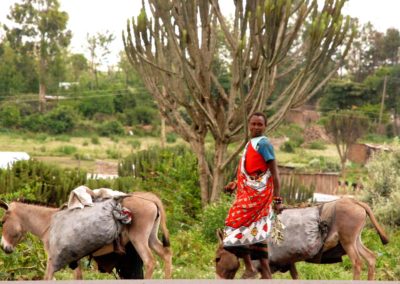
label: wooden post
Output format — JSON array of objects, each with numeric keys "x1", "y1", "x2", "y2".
[{"x1": 378, "y1": 75, "x2": 387, "y2": 132}]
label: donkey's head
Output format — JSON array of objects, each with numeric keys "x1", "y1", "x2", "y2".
[
  {"x1": 0, "y1": 201, "x2": 25, "y2": 254},
  {"x1": 215, "y1": 228, "x2": 240, "y2": 279}
]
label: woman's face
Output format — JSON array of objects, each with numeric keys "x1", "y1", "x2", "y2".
[{"x1": 248, "y1": 115, "x2": 266, "y2": 138}]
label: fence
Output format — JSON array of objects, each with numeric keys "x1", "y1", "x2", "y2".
[{"x1": 280, "y1": 170, "x2": 339, "y2": 195}]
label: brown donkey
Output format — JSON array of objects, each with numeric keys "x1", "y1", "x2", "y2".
[
  {"x1": 0, "y1": 192, "x2": 172, "y2": 280},
  {"x1": 215, "y1": 197, "x2": 389, "y2": 280}
]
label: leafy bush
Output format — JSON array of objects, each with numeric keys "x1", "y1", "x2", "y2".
[
  {"x1": 132, "y1": 106, "x2": 156, "y2": 125},
  {"x1": 0, "y1": 104, "x2": 21, "y2": 128},
  {"x1": 79, "y1": 96, "x2": 115, "y2": 118},
  {"x1": 307, "y1": 140, "x2": 327, "y2": 150},
  {"x1": 307, "y1": 156, "x2": 341, "y2": 172},
  {"x1": 55, "y1": 145, "x2": 78, "y2": 155},
  {"x1": 166, "y1": 132, "x2": 177, "y2": 143},
  {"x1": 43, "y1": 106, "x2": 78, "y2": 134},
  {"x1": 199, "y1": 195, "x2": 233, "y2": 242},
  {"x1": 280, "y1": 140, "x2": 297, "y2": 153},
  {"x1": 362, "y1": 148, "x2": 400, "y2": 226},
  {"x1": 91, "y1": 136, "x2": 100, "y2": 144},
  {"x1": 119, "y1": 145, "x2": 201, "y2": 233},
  {"x1": 127, "y1": 139, "x2": 141, "y2": 149},
  {"x1": 97, "y1": 120, "x2": 125, "y2": 136},
  {"x1": 21, "y1": 113, "x2": 45, "y2": 132},
  {"x1": 0, "y1": 159, "x2": 87, "y2": 205}
]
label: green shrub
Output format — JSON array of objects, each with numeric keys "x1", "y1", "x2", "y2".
[
  {"x1": 166, "y1": 132, "x2": 177, "y2": 143},
  {"x1": 97, "y1": 120, "x2": 125, "y2": 136},
  {"x1": 106, "y1": 148, "x2": 121, "y2": 159},
  {"x1": 362, "y1": 149, "x2": 400, "y2": 226},
  {"x1": 91, "y1": 136, "x2": 100, "y2": 144},
  {"x1": 280, "y1": 140, "x2": 297, "y2": 153},
  {"x1": 307, "y1": 140, "x2": 327, "y2": 150},
  {"x1": 132, "y1": 106, "x2": 156, "y2": 125},
  {"x1": 74, "y1": 153, "x2": 93, "y2": 161},
  {"x1": 56, "y1": 145, "x2": 78, "y2": 155},
  {"x1": 307, "y1": 156, "x2": 340, "y2": 172},
  {"x1": 0, "y1": 104, "x2": 21, "y2": 128},
  {"x1": 199, "y1": 195, "x2": 233, "y2": 242},
  {"x1": 34, "y1": 133, "x2": 48, "y2": 142},
  {"x1": 119, "y1": 145, "x2": 201, "y2": 233},
  {"x1": 79, "y1": 95, "x2": 115, "y2": 118},
  {"x1": 43, "y1": 106, "x2": 78, "y2": 134},
  {"x1": 128, "y1": 139, "x2": 141, "y2": 149},
  {"x1": 0, "y1": 159, "x2": 87, "y2": 205},
  {"x1": 21, "y1": 114, "x2": 45, "y2": 132}
]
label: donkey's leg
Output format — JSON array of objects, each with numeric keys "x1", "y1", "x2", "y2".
[
  {"x1": 341, "y1": 242, "x2": 363, "y2": 280},
  {"x1": 149, "y1": 220, "x2": 172, "y2": 278},
  {"x1": 44, "y1": 258, "x2": 55, "y2": 280},
  {"x1": 130, "y1": 239, "x2": 155, "y2": 279},
  {"x1": 357, "y1": 239, "x2": 376, "y2": 280},
  {"x1": 259, "y1": 258, "x2": 272, "y2": 279},
  {"x1": 73, "y1": 260, "x2": 83, "y2": 280},
  {"x1": 127, "y1": 222, "x2": 156, "y2": 279},
  {"x1": 289, "y1": 263, "x2": 299, "y2": 279}
]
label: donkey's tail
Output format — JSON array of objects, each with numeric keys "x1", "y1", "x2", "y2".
[{"x1": 353, "y1": 199, "x2": 389, "y2": 245}]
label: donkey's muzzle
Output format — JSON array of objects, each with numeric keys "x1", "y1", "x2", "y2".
[{"x1": 1, "y1": 245, "x2": 14, "y2": 254}]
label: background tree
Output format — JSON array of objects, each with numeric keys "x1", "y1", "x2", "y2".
[
  {"x1": 123, "y1": 0, "x2": 355, "y2": 205},
  {"x1": 383, "y1": 28, "x2": 400, "y2": 65},
  {"x1": 68, "y1": 53, "x2": 88, "y2": 82},
  {"x1": 4, "y1": 0, "x2": 71, "y2": 112},
  {"x1": 318, "y1": 79, "x2": 375, "y2": 113},
  {"x1": 346, "y1": 22, "x2": 385, "y2": 82},
  {"x1": 323, "y1": 110, "x2": 369, "y2": 172},
  {"x1": 86, "y1": 31, "x2": 115, "y2": 89},
  {"x1": 364, "y1": 65, "x2": 400, "y2": 135}
]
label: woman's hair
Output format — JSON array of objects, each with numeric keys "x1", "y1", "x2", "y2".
[{"x1": 249, "y1": 112, "x2": 267, "y2": 125}]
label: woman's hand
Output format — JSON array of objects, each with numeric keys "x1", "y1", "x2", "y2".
[{"x1": 224, "y1": 181, "x2": 237, "y2": 194}]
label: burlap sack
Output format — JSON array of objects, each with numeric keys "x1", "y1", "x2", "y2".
[{"x1": 268, "y1": 206, "x2": 324, "y2": 264}]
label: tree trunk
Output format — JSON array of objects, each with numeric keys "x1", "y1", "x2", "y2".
[
  {"x1": 210, "y1": 141, "x2": 229, "y2": 202},
  {"x1": 39, "y1": 82, "x2": 46, "y2": 113},
  {"x1": 190, "y1": 139, "x2": 211, "y2": 206},
  {"x1": 160, "y1": 116, "x2": 166, "y2": 148}
]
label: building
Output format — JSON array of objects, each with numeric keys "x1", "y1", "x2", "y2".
[{"x1": 348, "y1": 143, "x2": 390, "y2": 165}]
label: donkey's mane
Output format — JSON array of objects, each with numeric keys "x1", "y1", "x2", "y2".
[{"x1": 14, "y1": 198, "x2": 58, "y2": 208}]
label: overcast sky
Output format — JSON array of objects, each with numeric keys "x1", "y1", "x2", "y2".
[{"x1": 1, "y1": 0, "x2": 400, "y2": 66}]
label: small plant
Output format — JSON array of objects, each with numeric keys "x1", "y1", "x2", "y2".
[
  {"x1": 91, "y1": 136, "x2": 100, "y2": 145},
  {"x1": 128, "y1": 139, "x2": 141, "y2": 149},
  {"x1": 307, "y1": 140, "x2": 327, "y2": 150},
  {"x1": 280, "y1": 140, "x2": 297, "y2": 153},
  {"x1": 82, "y1": 141, "x2": 89, "y2": 146},
  {"x1": 74, "y1": 153, "x2": 93, "y2": 161},
  {"x1": 35, "y1": 133, "x2": 48, "y2": 142},
  {"x1": 166, "y1": 132, "x2": 177, "y2": 143},
  {"x1": 106, "y1": 148, "x2": 120, "y2": 159},
  {"x1": 56, "y1": 145, "x2": 78, "y2": 155}
]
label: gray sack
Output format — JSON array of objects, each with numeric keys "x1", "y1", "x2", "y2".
[
  {"x1": 268, "y1": 206, "x2": 324, "y2": 264},
  {"x1": 49, "y1": 198, "x2": 124, "y2": 271}
]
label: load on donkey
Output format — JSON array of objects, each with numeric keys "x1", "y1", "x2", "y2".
[
  {"x1": 215, "y1": 197, "x2": 389, "y2": 280},
  {"x1": 0, "y1": 187, "x2": 172, "y2": 280}
]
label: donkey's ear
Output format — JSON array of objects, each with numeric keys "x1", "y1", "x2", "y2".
[
  {"x1": 0, "y1": 200, "x2": 9, "y2": 210},
  {"x1": 216, "y1": 228, "x2": 224, "y2": 244}
]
